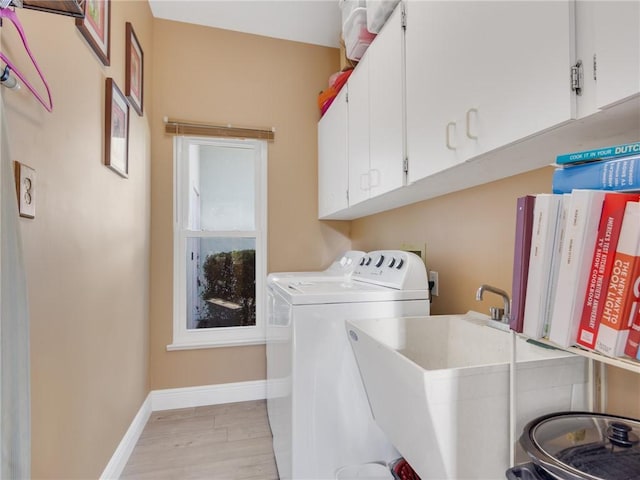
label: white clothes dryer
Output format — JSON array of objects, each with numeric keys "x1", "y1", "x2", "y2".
[{"x1": 266, "y1": 250, "x2": 430, "y2": 480}]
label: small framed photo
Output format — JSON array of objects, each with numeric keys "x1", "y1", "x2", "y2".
[
  {"x1": 125, "y1": 22, "x2": 144, "y2": 116},
  {"x1": 76, "y1": 0, "x2": 111, "y2": 66},
  {"x1": 104, "y1": 78, "x2": 129, "y2": 178}
]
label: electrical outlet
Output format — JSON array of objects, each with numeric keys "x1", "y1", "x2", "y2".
[
  {"x1": 428, "y1": 270, "x2": 439, "y2": 296},
  {"x1": 14, "y1": 161, "x2": 35, "y2": 219}
]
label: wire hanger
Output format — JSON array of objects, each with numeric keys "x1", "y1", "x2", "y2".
[{"x1": 0, "y1": 6, "x2": 53, "y2": 112}]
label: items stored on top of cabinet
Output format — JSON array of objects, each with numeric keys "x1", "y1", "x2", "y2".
[
  {"x1": 340, "y1": 0, "x2": 375, "y2": 61},
  {"x1": 318, "y1": 68, "x2": 353, "y2": 117},
  {"x1": 318, "y1": 1, "x2": 640, "y2": 221},
  {"x1": 340, "y1": 0, "x2": 400, "y2": 61},
  {"x1": 366, "y1": 0, "x2": 400, "y2": 33}
]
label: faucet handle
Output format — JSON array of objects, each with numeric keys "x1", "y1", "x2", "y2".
[{"x1": 489, "y1": 307, "x2": 504, "y2": 322}]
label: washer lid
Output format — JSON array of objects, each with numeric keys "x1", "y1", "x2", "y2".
[
  {"x1": 266, "y1": 251, "x2": 366, "y2": 284},
  {"x1": 272, "y1": 278, "x2": 428, "y2": 305},
  {"x1": 520, "y1": 411, "x2": 640, "y2": 480}
]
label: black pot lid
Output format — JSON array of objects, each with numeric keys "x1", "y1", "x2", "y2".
[{"x1": 519, "y1": 411, "x2": 640, "y2": 480}]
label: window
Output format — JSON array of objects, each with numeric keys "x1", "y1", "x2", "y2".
[{"x1": 170, "y1": 136, "x2": 267, "y2": 349}]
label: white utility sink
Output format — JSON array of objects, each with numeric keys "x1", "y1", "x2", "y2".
[{"x1": 346, "y1": 312, "x2": 588, "y2": 480}]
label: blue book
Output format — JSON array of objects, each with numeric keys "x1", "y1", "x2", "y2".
[
  {"x1": 556, "y1": 141, "x2": 640, "y2": 165},
  {"x1": 552, "y1": 154, "x2": 640, "y2": 194}
]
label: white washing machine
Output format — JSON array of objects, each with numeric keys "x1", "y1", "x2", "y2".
[
  {"x1": 266, "y1": 250, "x2": 430, "y2": 480},
  {"x1": 266, "y1": 250, "x2": 365, "y2": 284}
]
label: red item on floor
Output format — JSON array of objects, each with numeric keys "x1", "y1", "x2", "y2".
[{"x1": 390, "y1": 458, "x2": 421, "y2": 480}]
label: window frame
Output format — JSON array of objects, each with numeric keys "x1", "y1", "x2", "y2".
[{"x1": 168, "y1": 136, "x2": 267, "y2": 350}]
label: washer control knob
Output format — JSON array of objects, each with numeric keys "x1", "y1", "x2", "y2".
[
  {"x1": 375, "y1": 255, "x2": 385, "y2": 267},
  {"x1": 365, "y1": 257, "x2": 372, "y2": 266},
  {"x1": 388, "y1": 257, "x2": 396, "y2": 268},
  {"x1": 396, "y1": 258, "x2": 404, "y2": 269}
]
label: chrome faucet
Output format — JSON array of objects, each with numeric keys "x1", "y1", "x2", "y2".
[{"x1": 476, "y1": 284, "x2": 510, "y2": 323}]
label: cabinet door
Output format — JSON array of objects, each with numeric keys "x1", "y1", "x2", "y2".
[
  {"x1": 594, "y1": 1, "x2": 640, "y2": 109},
  {"x1": 405, "y1": 1, "x2": 466, "y2": 183},
  {"x1": 348, "y1": 54, "x2": 371, "y2": 207},
  {"x1": 368, "y1": 4, "x2": 406, "y2": 198},
  {"x1": 318, "y1": 87, "x2": 348, "y2": 219},
  {"x1": 406, "y1": 1, "x2": 575, "y2": 184},
  {"x1": 473, "y1": 1, "x2": 575, "y2": 155}
]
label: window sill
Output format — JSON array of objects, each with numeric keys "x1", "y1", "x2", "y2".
[{"x1": 166, "y1": 338, "x2": 266, "y2": 351}]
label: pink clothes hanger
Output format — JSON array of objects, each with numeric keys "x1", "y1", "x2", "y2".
[{"x1": 0, "y1": 6, "x2": 53, "y2": 112}]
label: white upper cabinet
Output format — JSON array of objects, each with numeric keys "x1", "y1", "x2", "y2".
[
  {"x1": 317, "y1": 0, "x2": 639, "y2": 220},
  {"x1": 404, "y1": 2, "x2": 469, "y2": 180},
  {"x1": 581, "y1": 1, "x2": 640, "y2": 112},
  {"x1": 368, "y1": 4, "x2": 405, "y2": 199},
  {"x1": 594, "y1": 1, "x2": 639, "y2": 108},
  {"x1": 405, "y1": 1, "x2": 577, "y2": 184},
  {"x1": 347, "y1": 53, "x2": 371, "y2": 208},
  {"x1": 318, "y1": 87, "x2": 349, "y2": 219},
  {"x1": 348, "y1": 4, "x2": 406, "y2": 207}
]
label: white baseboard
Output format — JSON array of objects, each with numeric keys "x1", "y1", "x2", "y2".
[
  {"x1": 151, "y1": 379, "x2": 267, "y2": 411},
  {"x1": 100, "y1": 394, "x2": 152, "y2": 480},
  {"x1": 100, "y1": 380, "x2": 267, "y2": 479}
]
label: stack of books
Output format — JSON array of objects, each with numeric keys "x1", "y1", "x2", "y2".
[
  {"x1": 511, "y1": 141, "x2": 640, "y2": 363},
  {"x1": 552, "y1": 141, "x2": 640, "y2": 194}
]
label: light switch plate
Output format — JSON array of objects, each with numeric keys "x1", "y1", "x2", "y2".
[
  {"x1": 400, "y1": 243, "x2": 426, "y2": 262},
  {"x1": 14, "y1": 161, "x2": 35, "y2": 219}
]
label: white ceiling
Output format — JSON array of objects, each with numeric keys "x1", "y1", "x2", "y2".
[{"x1": 148, "y1": 0, "x2": 343, "y2": 48}]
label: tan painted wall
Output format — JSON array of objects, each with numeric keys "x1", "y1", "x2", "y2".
[
  {"x1": 352, "y1": 167, "x2": 554, "y2": 315},
  {"x1": 1, "y1": 2, "x2": 153, "y2": 478},
  {"x1": 1, "y1": 4, "x2": 637, "y2": 478},
  {"x1": 606, "y1": 366, "x2": 640, "y2": 419},
  {"x1": 148, "y1": 19, "x2": 350, "y2": 390},
  {"x1": 351, "y1": 165, "x2": 640, "y2": 419}
]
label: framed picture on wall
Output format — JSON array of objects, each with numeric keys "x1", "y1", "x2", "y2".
[
  {"x1": 76, "y1": 0, "x2": 110, "y2": 66},
  {"x1": 105, "y1": 78, "x2": 129, "y2": 178},
  {"x1": 125, "y1": 22, "x2": 144, "y2": 116}
]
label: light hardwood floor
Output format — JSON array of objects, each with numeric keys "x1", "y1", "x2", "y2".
[{"x1": 121, "y1": 400, "x2": 279, "y2": 480}]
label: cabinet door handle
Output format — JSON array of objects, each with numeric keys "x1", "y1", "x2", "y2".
[
  {"x1": 360, "y1": 173, "x2": 370, "y2": 191},
  {"x1": 369, "y1": 169, "x2": 380, "y2": 188},
  {"x1": 446, "y1": 122, "x2": 457, "y2": 150},
  {"x1": 466, "y1": 108, "x2": 479, "y2": 139}
]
